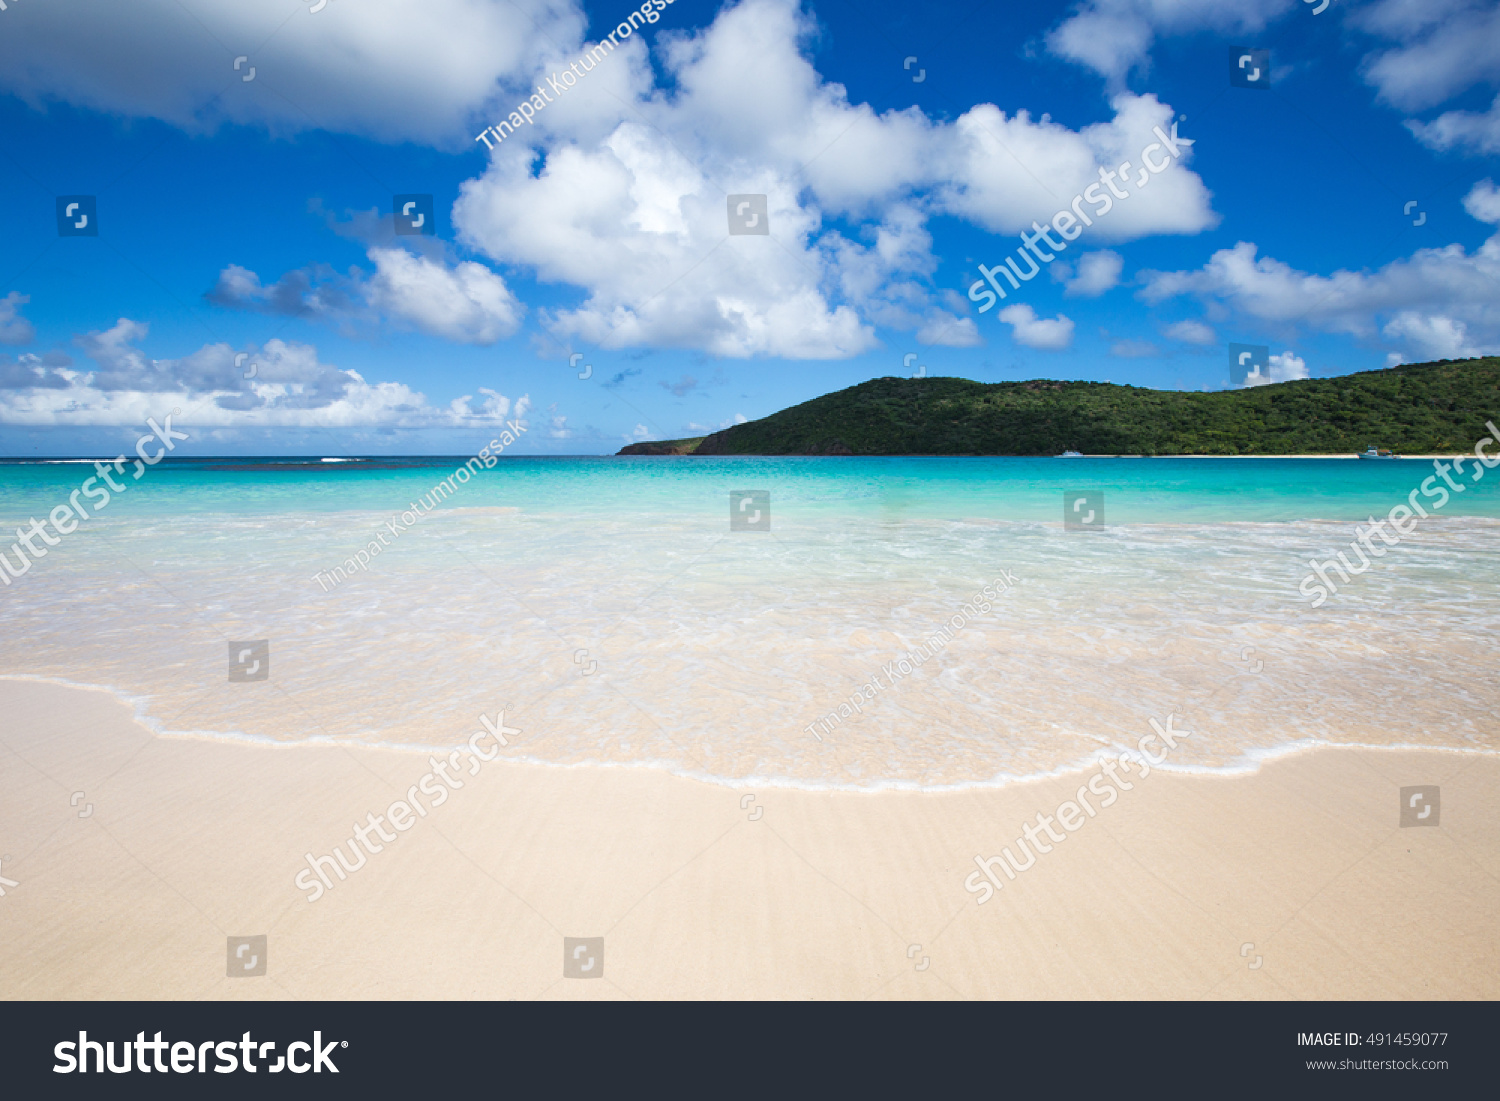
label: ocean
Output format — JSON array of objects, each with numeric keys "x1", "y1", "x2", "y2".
[{"x1": 2, "y1": 455, "x2": 1497, "y2": 790}]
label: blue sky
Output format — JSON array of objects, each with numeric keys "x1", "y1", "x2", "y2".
[{"x1": 1, "y1": 0, "x2": 1498, "y2": 455}]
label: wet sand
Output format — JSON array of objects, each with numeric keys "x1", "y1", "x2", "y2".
[{"x1": 2, "y1": 679, "x2": 1495, "y2": 1000}]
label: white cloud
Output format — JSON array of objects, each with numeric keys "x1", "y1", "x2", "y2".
[
  {"x1": 0, "y1": 0, "x2": 586, "y2": 148},
  {"x1": 999, "y1": 304, "x2": 1075, "y2": 350},
  {"x1": 365, "y1": 249, "x2": 523, "y2": 343},
  {"x1": 1139, "y1": 187, "x2": 1500, "y2": 356},
  {"x1": 209, "y1": 244, "x2": 523, "y2": 345},
  {"x1": 0, "y1": 319, "x2": 529, "y2": 427},
  {"x1": 1042, "y1": 0, "x2": 1500, "y2": 165},
  {"x1": 1408, "y1": 94, "x2": 1500, "y2": 156},
  {"x1": 1357, "y1": 0, "x2": 1500, "y2": 158},
  {"x1": 1062, "y1": 250, "x2": 1123, "y2": 297},
  {"x1": 446, "y1": 389, "x2": 525, "y2": 424},
  {"x1": 688, "y1": 412, "x2": 750, "y2": 432},
  {"x1": 0, "y1": 292, "x2": 34, "y2": 345},
  {"x1": 1044, "y1": 0, "x2": 1293, "y2": 87},
  {"x1": 0, "y1": 352, "x2": 72, "y2": 391},
  {"x1": 928, "y1": 94, "x2": 1215, "y2": 242},
  {"x1": 1242, "y1": 350, "x2": 1309, "y2": 387},
  {"x1": 458, "y1": 121, "x2": 876, "y2": 358},
  {"x1": 1462, "y1": 177, "x2": 1500, "y2": 224},
  {"x1": 544, "y1": 402, "x2": 573, "y2": 439},
  {"x1": 8, "y1": 0, "x2": 1223, "y2": 361},
  {"x1": 453, "y1": 0, "x2": 1212, "y2": 358},
  {"x1": 1380, "y1": 313, "x2": 1482, "y2": 359},
  {"x1": 916, "y1": 313, "x2": 982, "y2": 346},
  {"x1": 1162, "y1": 318, "x2": 1216, "y2": 344},
  {"x1": 1356, "y1": 0, "x2": 1500, "y2": 112}
]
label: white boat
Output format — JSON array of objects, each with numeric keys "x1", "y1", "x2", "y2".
[
  {"x1": 1357, "y1": 446, "x2": 1399, "y2": 460},
  {"x1": 1059, "y1": 450, "x2": 1083, "y2": 458}
]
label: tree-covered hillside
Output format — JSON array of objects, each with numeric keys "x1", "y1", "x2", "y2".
[{"x1": 618, "y1": 358, "x2": 1500, "y2": 456}]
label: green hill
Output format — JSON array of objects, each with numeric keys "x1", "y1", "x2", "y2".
[{"x1": 617, "y1": 357, "x2": 1500, "y2": 456}]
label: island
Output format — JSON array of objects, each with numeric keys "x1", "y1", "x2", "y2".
[{"x1": 617, "y1": 356, "x2": 1500, "y2": 456}]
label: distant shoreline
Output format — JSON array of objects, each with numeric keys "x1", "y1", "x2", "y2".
[
  {"x1": 1076, "y1": 453, "x2": 1458, "y2": 459},
  {"x1": 614, "y1": 451, "x2": 1474, "y2": 460}
]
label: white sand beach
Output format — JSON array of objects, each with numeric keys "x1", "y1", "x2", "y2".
[{"x1": 3, "y1": 679, "x2": 1495, "y2": 1000}]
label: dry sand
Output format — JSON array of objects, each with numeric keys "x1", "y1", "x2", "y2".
[{"x1": 1, "y1": 678, "x2": 1495, "y2": 1000}]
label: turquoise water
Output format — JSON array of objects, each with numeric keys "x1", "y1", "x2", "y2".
[
  {"x1": 1, "y1": 456, "x2": 1497, "y2": 789},
  {"x1": 3, "y1": 454, "x2": 1500, "y2": 522}
]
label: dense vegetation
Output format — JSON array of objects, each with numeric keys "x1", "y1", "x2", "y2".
[{"x1": 617, "y1": 358, "x2": 1500, "y2": 456}]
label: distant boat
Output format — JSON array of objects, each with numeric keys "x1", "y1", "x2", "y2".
[
  {"x1": 1059, "y1": 450, "x2": 1083, "y2": 458},
  {"x1": 1357, "y1": 446, "x2": 1400, "y2": 460}
]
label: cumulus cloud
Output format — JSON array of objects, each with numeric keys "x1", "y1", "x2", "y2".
[
  {"x1": 927, "y1": 94, "x2": 1215, "y2": 242},
  {"x1": 1162, "y1": 318, "x2": 1216, "y2": 344},
  {"x1": 447, "y1": 389, "x2": 528, "y2": 425},
  {"x1": 1354, "y1": 0, "x2": 1500, "y2": 157},
  {"x1": 453, "y1": 0, "x2": 1211, "y2": 358},
  {"x1": 209, "y1": 244, "x2": 523, "y2": 345},
  {"x1": 686, "y1": 412, "x2": 749, "y2": 432},
  {"x1": 1241, "y1": 350, "x2": 1309, "y2": 387},
  {"x1": 1139, "y1": 183, "x2": 1500, "y2": 357},
  {"x1": 0, "y1": 292, "x2": 35, "y2": 345},
  {"x1": 1356, "y1": 0, "x2": 1500, "y2": 113},
  {"x1": 0, "y1": 318, "x2": 529, "y2": 427},
  {"x1": 999, "y1": 304, "x2": 1075, "y2": 350},
  {"x1": 916, "y1": 313, "x2": 982, "y2": 346},
  {"x1": 0, "y1": 352, "x2": 71, "y2": 390},
  {"x1": 1380, "y1": 313, "x2": 1483, "y2": 359},
  {"x1": 1463, "y1": 177, "x2": 1500, "y2": 224},
  {"x1": 1408, "y1": 94, "x2": 1500, "y2": 156},
  {"x1": 1043, "y1": 0, "x2": 1500, "y2": 165},
  {"x1": 1059, "y1": 250, "x2": 1123, "y2": 297},
  {"x1": 1044, "y1": 0, "x2": 1294, "y2": 87},
  {"x1": 363, "y1": 249, "x2": 523, "y2": 343},
  {"x1": 458, "y1": 122, "x2": 875, "y2": 358},
  {"x1": 0, "y1": 0, "x2": 586, "y2": 148},
  {"x1": 9, "y1": 0, "x2": 1223, "y2": 362},
  {"x1": 544, "y1": 402, "x2": 572, "y2": 439}
]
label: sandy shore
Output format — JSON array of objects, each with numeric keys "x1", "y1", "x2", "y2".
[{"x1": 1, "y1": 678, "x2": 1495, "y2": 1000}]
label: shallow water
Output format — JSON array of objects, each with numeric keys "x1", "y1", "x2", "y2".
[{"x1": 2, "y1": 455, "x2": 1497, "y2": 789}]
